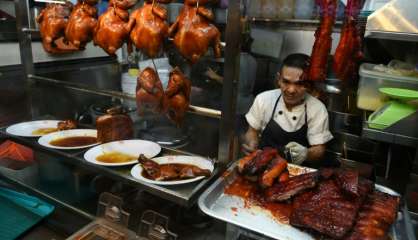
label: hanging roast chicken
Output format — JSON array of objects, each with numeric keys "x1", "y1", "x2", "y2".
[
  {"x1": 37, "y1": 2, "x2": 79, "y2": 53},
  {"x1": 65, "y1": 0, "x2": 98, "y2": 50},
  {"x1": 93, "y1": 0, "x2": 137, "y2": 56},
  {"x1": 127, "y1": 0, "x2": 171, "y2": 58},
  {"x1": 168, "y1": 0, "x2": 222, "y2": 64},
  {"x1": 136, "y1": 67, "x2": 165, "y2": 115},
  {"x1": 164, "y1": 67, "x2": 191, "y2": 126}
]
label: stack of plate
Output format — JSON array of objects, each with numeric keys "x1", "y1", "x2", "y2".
[{"x1": 121, "y1": 69, "x2": 138, "y2": 96}]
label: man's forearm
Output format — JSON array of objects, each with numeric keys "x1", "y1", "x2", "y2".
[{"x1": 307, "y1": 144, "x2": 326, "y2": 162}]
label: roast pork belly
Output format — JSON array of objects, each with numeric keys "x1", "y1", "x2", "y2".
[
  {"x1": 96, "y1": 107, "x2": 134, "y2": 143},
  {"x1": 168, "y1": 0, "x2": 221, "y2": 64},
  {"x1": 344, "y1": 191, "x2": 400, "y2": 240},
  {"x1": 290, "y1": 178, "x2": 373, "y2": 239}
]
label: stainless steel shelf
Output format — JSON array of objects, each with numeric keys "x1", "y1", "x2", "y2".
[
  {"x1": 250, "y1": 17, "x2": 343, "y2": 31},
  {"x1": 29, "y1": 74, "x2": 222, "y2": 119},
  {"x1": 0, "y1": 127, "x2": 220, "y2": 207}
]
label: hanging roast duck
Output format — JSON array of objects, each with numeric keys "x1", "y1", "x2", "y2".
[
  {"x1": 37, "y1": 2, "x2": 79, "y2": 53},
  {"x1": 127, "y1": 0, "x2": 171, "y2": 58},
  {"x1": 168, "y1": 0, "x2": 221, "y2": 64},
  {"x1": 65, "y1": 0, "x2": 98, "y2": 50},
  {"x1": 93, "y1": 0, "x2": 137, "y2": 56},
  {"x1": 164, "y1": 67, "x2": 191, "y2": 126},
  {"x1": 136, "y1": 67, "x2": 165, "y2": 115}
]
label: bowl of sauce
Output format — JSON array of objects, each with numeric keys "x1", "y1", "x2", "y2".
[{"x1": 38, "y1": 129, "x2": 99, "y2": 150}]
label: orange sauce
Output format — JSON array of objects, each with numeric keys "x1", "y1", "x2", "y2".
[
  {"x1": 224, "y1": 174, "x2": 293, "y2": 223},
  {"x1": 32, "y1": 128, "x2": 58, "y2": 135},
  {"x1": 49, "y1": 136, "x2": 97, "y2": 147},
  {"x1": 96, "y1": 152, "x2": 137, "y2": 163}
]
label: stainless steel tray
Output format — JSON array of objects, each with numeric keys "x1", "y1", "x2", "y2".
[{"x1": 198, "y1": 162, "x2": 413, "y2": 240}]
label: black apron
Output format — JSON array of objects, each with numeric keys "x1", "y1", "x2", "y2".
[{"x1": 259, "y1": 94, "x2": 309, "y2": 153}]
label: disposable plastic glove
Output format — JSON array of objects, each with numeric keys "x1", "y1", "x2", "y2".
[{"x1": 285, "y1": 141, "x2": 308, "y2": 165}]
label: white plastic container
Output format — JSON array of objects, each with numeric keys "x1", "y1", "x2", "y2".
[{"x1": 357, "y1": 63, "x2": 418, "y2": 111}]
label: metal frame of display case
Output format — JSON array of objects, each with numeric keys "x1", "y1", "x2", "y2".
[{"x1": 7, "y1": 0, "x2": 243, "y2": 209}]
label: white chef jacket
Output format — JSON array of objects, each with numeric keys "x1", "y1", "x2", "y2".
[{"x1": 246, "y1": 89, "x2": 333, "y2": 146}]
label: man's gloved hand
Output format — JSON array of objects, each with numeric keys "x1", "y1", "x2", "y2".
[
  {"x1": 241, "y1": 140, "x2": 258, "y2": 156},
  {"x1": 285, "y1": 141, "x2": 308, "y2": 165}
]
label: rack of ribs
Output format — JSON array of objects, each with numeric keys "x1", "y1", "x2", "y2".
[
  {"x1": 344, "y1": 191, "x2": 400, "y2": 240},
  {"x1": 264, "y1": 171, "x2": 319, "y2": 202},
  {"x1": 290, "y1": 178, "x2": 373, "y2": 239}
]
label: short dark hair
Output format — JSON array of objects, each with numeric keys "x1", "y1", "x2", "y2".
[{"x1": 281, "y1": 53, "x2": 310, "y2": 72}]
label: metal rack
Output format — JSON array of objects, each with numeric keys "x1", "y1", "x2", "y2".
[{"x1": 8, "y1": 0, "x2": 243, "y2": 207}]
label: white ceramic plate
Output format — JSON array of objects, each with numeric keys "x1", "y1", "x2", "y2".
[
  {"x1": 84, "y1": 139, "x2": 161, "y2": 167},
  {"x1": 131, "y1": 155, "x2": 214, "y2": 186},
  {"x1": 38, "y1": 129, "x2": 99, "y2": 150},
  {"x1": 6, "y1": 120, "x2": 62, "y2": 137}
]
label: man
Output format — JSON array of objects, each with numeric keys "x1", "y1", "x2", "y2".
[{"x1": 242, "y1": 53, "x2": 333, "y2": 166}]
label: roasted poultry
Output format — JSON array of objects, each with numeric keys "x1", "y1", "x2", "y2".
[
  {"x1": 138, "y1": 154, "x2": 211, "y2": 181},
  {"x1": 164, "y1": 68, "x2": 192, "y2": 126},
  {"x1": 136, "y1": 67, "x2": 165, "y2": 115},
  {"x1": 127, "y1": 0, "x2": 170, "y2": 58},
  {"x1": 93, "y1": 0, "x2": 137, "y2": 56},
  {"x1": 96, "y1": 106, "x2": 134, "y2": 143},
  {"x1": 333, "y1": 0, "x2": 365, "y2": 82},
  {"x1": 37, "y1": 2, "x2": 79, "y2": 53},
  {"x1": 168, "y1": 0, "x2": 222, "y2": 64},
  {"x1": 65, "y1": 0, "x2": 98, "y2": 49},
  {"x1": 305, "y1": 0, "x2": 337, "y2": 81},
  {"x1": 57, "y1": 120, "x2": 77, "y2": 131}
]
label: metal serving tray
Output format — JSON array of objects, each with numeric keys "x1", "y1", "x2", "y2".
[{"x1": 198, "y1": 162, "x2": 414, "y2": 240}]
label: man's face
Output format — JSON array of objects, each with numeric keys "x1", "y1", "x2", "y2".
[{"x1": 278, "y1": 66, "x2": 306, "y2": 107}]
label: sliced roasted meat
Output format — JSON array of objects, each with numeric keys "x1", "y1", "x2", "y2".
[
  {"x1": 179, "y1": 165, "x2": 211, "y2": 179},
  {"x1": 344, "y1": 191, "x2": 400, "y2": 240},
  {"x1": 265, "y1": 171, "x2": 319, "y2": 202},
  {"x1": 138, "y1": 154, "x2": 161, "y2": 179},
  {"x1": 259, "y1": 155, "x2": 287, "y2": 188},
  {"x1": 57, "y1": 120, "x2": 77, "y2": 130}
]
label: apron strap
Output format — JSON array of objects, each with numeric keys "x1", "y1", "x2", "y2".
[{"x1": 270, "y1": 94, "x2": 281, "y2": 121}]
